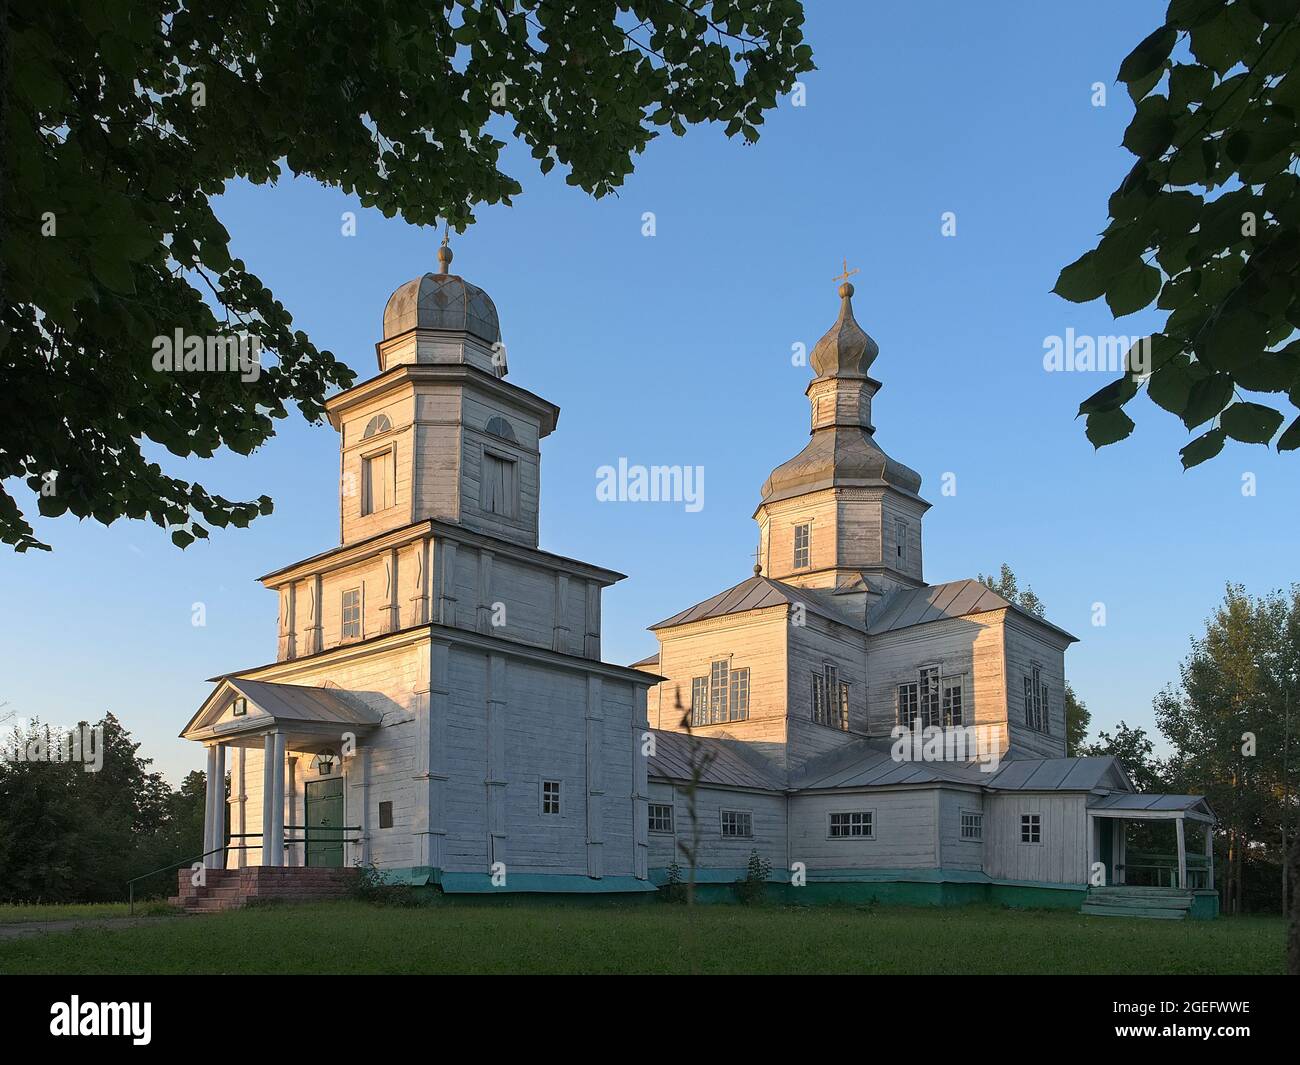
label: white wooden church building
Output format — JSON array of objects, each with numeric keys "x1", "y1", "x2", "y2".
[{"x1": 181, "y1": 250, "x2": 1217, "y2": 917}]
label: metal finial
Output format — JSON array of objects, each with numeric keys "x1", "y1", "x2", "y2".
[
  {"x1": 833, "y1": 257, "x2": 859, "y2": 299},
  {"x1": 437, "y1": 224, "x2": 453, "y2": 274}
]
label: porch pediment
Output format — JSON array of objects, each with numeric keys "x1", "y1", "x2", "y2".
[
  {"x1": 180, "y1": 677, "x2": 383, "y2": 747},
  {"x1": 1088, "y1": 792, "x2": 1215, "y2": 823}
]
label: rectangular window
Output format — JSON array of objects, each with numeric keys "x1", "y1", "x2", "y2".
[
  {"x1": 341, "y1": 588, "x2": 361, "y2": 639},
  {"x1": 709, "y1": 659, "x2": 730, "y2": 724},
  {"x1": 690, "y1": 676, "x2": 709, "y2": 728},
  {"x1": 942, "y1": 676, "x2": 965, "y2": 727},
  {"x1": 378, "y1": 801, "x2": 394, "y2": 829},
  {"x1": 811, "y1": 666, "x2": 849, "y2": 731},
  {"x1": 793, "y1": 523, "x2": 810, "y2": 569},
  {"x1": 648, "y1": 804, "x2": 674, "y2": 834},
  {"x1": 894, "y1": 518, "x2": 908, "y2": 562},
  {"x1": 541, "y1": 779, "x2": 562, "y2": 815},
  {"x1": 720, "y1": 809, "x2": 753, "y2": 839},
  {"x1": 960, "y1": 810, "x2": 982, "y2": 841},
  {"x1": 481, "y1": 451, "x2": 517, "y2": 518},
  {"x1": 361, "y1": 449, "x2": 394, "y2": 515},
  {"x1": 919, "y1": 665, "x2": 941, "y2": 729},
  {"x1": 897, "y1": 682, "x2": 919, "y2": 729},
  {"x1": 728, "y1": 667, "x2": 750, "y2": 722},
  {"x1": 1020, "y1": 813, "x2": 1042, "y2": 844},
  {"x1": 828, "y1": 811, "x2": 874, "y2": 839},
  {"x1": 231, "y1": 697, "x2": 247, "y2": 718},
  {"x1": 1025, "y1": 667, "x2": 1048, "y2": 731}
]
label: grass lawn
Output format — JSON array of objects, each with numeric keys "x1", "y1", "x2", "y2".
[
  {"x1": 0, "y1": 901, "x2": 1284, "y2": 974},
  {"x1": 0, "y1": 901, "x2": 176, "y2": 924}
]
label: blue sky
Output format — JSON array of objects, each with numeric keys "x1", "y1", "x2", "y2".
[{"x1": 4, "y1": 1, "x2": 1295, "y2": 784}]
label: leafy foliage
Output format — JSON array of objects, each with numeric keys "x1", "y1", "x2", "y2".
[
  {"x1": 735, "y1": 848, "x2": 772, "y2": 903},
  {"x1": 0, "y1": 713, "x2": 205, "y2": 902},
  {"x1": 1056, "y1": 0, "x2": 1300, "y2": 467},
  {"x1": 1, "y1": 0, "x2": 813, "y2": 550}
]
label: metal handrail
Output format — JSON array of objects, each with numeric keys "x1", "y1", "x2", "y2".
[{"x1": 127, "y1": 845, "x2": 229, "y2": 916}]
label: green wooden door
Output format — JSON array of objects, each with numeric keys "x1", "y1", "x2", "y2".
[{"x1": 305, "y1": 777, "x2": 345, "y2": 868}]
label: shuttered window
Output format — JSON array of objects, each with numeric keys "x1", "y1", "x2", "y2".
[
  {"x1": 481, "y1": 451, "x2": 517, "y2": 518},
  {"x1": 361, "y1": 449, "x2": 394, "y2": 515}
]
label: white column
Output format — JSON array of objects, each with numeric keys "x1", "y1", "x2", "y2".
[
  {"x1": 1086, "y1": 813, "x2": 1097, "y2": 883},
  {"x1": 235, "y1": 746, "x2": 247, "y2": 869},
  {"x1": 211, "y1": 744, "x2": 227, "y2": 871},
  {"x1": 270, "y1": 732, "x2": 287, "y2": 866},
  {"x1": 1116, "y1": 819, "x2": 1127, "y2": 885},
  {"x1": 286, "y1": 756, "x2": 299, "y2": 867},
  {"x1": 1205, "y1": 821, "x2": 1214, "y2": 892},
  {"x1": 203, "y1": 745, "x2": 218, "y2": 868},
  {"x1": 261, "y1": 734, "x2": 275, "y2": 866},
  {"x1": 1176, "y1": 816, "x2": 1187, "y2": 890}
]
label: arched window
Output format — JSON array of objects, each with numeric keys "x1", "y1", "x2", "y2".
[
  {"x1": 362, "y1": 413, "x2": 392, "y2": 439},
  {"x1": 484, "y1": 415, "x2": 517, "y2": 443}
]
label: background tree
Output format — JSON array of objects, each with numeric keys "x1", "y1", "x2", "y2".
[
  {"x1": 0, "y1": 713, "x2": 205, "y2": 902},
  {"x1": 1056, "y1": 0, "x2": 1300, "y2": 467},
  {"x1": 1, "y1": 0, "x2": 813, "y2": 551},
  {"x1": 977, "y1": 562, "x2": 1092, "y2": 753},
  {"x1": 1154, "y1": 583, "x2": 1299, "y2": 916}
]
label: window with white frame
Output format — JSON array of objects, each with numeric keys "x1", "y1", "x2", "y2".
[
  {"x1": 709, "y1": 658, "x2": 730, "y2": 724},
  {"x1": 812, "y1": 663, "x2": 849, "y2": 730},
  {"x1": 898, "y1": 666, "x2": 970, "y2": 729},
  {"x1": 942, "y1": 675, "x2": 966, "y2": 727},
  {"x1": 541, "y1": 779, "x2": 562, "y2": 815},
  {"x1": 720, "y1": 809, "x2": 753, "y2": 838},
  {"x1": 648, "y1": 804, "x2": 674, "y2": 834},
  {"x1": 362, "y1": 413, "x2": 392, "y2": 439},
  {"x1": 231, "y1": 696, "x2": 247, "y2": 718},
  {"x1": 1020, "y1": 812, "x2": 1041, "y2": 844},
  {"x1": 828, "y1": 811, "x2": 874, "y2": 839},
  {"x1": 1024, "y1": 665, "x2": 1050, "y2": 732},
  {"x1": 919, "y1": 665, "x2": 941, "y2": 728},
  {"x1": 960, "y1": 810, "x2": 983, "y2": 840},
  {"x1": 361, "y1": 449, "x2": 394, "y2": 515},
  {"x1": 894, "y1": 518, "x2": 908, "y2": 563},
  {"x1": 690, "y1": 676, "x2": 709, "y2": 726},
  {"x1": 481, "y1": 450, "x2": 517, "y2": 518},
  {"x1": 793, "y1": 523, "x2": 811, "y2": 569},
  {"x1": 690, "y1": 660, "x2": 751, "y2": 727},
  {"x1": 341, "y1": 588, "x2": 361, "y2": 639}
]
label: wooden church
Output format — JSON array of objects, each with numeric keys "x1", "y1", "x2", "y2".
[{"x1": 179, "y1": 249, "x2": 1217, "y2": 918}]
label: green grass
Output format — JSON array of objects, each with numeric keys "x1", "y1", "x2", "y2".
[
  {"x1": 0, "y1": 901, "x2": 177, "y2": 924},
  {"x1": 0, "y1": 901, "x2": 1284, "y2": 974}
]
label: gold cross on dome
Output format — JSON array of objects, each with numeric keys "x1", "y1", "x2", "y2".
[{"x1": 833, "y1": 258, "x2": 859, "y2": 286}]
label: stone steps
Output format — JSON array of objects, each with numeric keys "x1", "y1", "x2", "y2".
[{"x1": 173, "y1": 865, "x2": 359, "y2": 914}]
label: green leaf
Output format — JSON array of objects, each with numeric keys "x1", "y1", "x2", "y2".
[
  {"x1": 1147, "y1": 356, "x2": 1195, "y2": 414},
  {"x1": 171, "y1": 529, "x2": 195, "y2": 548},
  {"x1": 1220, "y1": 401, "x2": 1284, "y2": 442},
  {"x1": 1053, "y1": 250, "x2": 1106, "y2": 302},
  {"x1": 1183, "y1": 372, "x2": 1234, "y2": 427},
  {"x1": 1079, "y1": 374, "x2": 1140, "y2": 415},
  {"x1": 1119, "y1": 28, "x2": 1178, "y2": 83},
  {"x1": 1277, "y1": 414, "x2": 1300, "y2": 451},
  {"x1": 1180, "y1": 428, "x2": 1227, "y2": 468},
  {"x1": 1105, "y1": 260, "x2": 1162, "y2": 316},
  {"x1": 1085, "y1": 408, "x2": 1136, "y2": 447}
]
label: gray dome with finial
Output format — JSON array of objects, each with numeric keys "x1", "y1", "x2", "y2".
[
  {"x1": 810, "y1": 282, "x2": 879, "y2": 377},
  {"x1": 382, "y1": 242, "x2": 500, "y2": 344}
]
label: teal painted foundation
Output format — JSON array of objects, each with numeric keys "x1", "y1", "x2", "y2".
[{"x1": 374, "y1": 865, "x2": 1220, "y2": 915}]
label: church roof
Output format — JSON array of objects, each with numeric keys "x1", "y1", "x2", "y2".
[
  {"x1": 792, "y1": 739, "x2": 990, "y2": 790},
  {"x1": 867, "y1": 579, "x2": 1078, "y2": 642},
  {"x1": 810, "y1": 280, "x2": 879, "y2": 378},
  {"x1": 647, "y1": 729, "x2": 784, "y2": 790},
  {"x1": 759, "y1": 422, "x2": 924, "y2": 504},
  {"x1": 985, "y1": 755, "x2": 1129, "y2": 792},
  {"x1": 649, "y1": 573, "x2": 854, "y2": 631},
  {"x1": 382, "y1": 246, "x2": 500, "y2": 344}
]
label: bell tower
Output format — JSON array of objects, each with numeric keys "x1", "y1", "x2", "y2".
[
  {"x1": 326, "y1": 239, "x2": 559, "y2": 548},
  {"x1": 755, "y1": 266, "x2": 929, "y2": 610}
]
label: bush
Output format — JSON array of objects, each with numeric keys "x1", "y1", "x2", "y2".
[
  {"x1": 350, "y1": 862, "x2": 422, "y2": 908},
  {"x1": 735, "y1": 849, "x2": 772, "y2": 904},
  {"x1": 659, "y1": 860, "x2": 687, "y2": 904}
]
